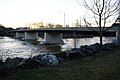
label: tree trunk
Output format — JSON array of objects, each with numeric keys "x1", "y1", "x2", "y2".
[
  {"x1": 99, "y1": 13, "x2": 103, "y2": 45},
  {"x1": 100, "y1": 31, "x2": 103, "y2": 45}
]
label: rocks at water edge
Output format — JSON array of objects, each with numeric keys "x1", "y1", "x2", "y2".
[
  {"x1": 3, "y1": 54, "x2": 59, "y2": 69},
  {"x1": 54, "y1": 48, "x2": 86, "y2": 60},
  {"x1": 1, "y1": 43, "x2": 119, "y2": 69},
  {"x1": 5, "y1": 57, "x2": 24, "y2": 68},
  {"x1": 17, "y1": 58, "x2": 44, "y2": 69},
  {"x1": 87, "y1": 43, "x2": 102, "y2": 52},
  {"x1": 81, "y1": 45, "x2": 94, "y2": 56},
  {"x1": 55, "y1": 43, "x2": 119, "y2": 60},
  {"x1": 66, "y1": 48, "x2": 85, "y2": 60},
  {"x1": 100, "y1": 43, "x2": 117, "y2": 50},
  {"x1": 33, "y1": 54, "x2": 59, "y2": 66},
  {"x1": 41, "y1": 54, "x2": 59, "y2": 66},
  {"x1": 17, "y1": 54, "x2": 59, "y2": 69}
]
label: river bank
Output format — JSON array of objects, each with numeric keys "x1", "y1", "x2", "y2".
[
  {"x1": 1, "y1": 43, "x2": 120, "y2": 80},
  {"x1": 0, "y1": 26, "x2": 13, "y2": 37}
]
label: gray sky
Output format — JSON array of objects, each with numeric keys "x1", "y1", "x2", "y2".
[
  {"x1": 0, "y1": 0, "x2": 118, "y2": 28},
  {"x1": 0, "y1": 0, "x2": 86, "y2": 28}
]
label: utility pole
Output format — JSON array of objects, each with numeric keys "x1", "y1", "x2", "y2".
[
  {"x1": 64, "y1": 13, "x2": 65, "y2": 27},
  {"x1": 118, "y1": 0, "x2": 120, "y2": 16}
]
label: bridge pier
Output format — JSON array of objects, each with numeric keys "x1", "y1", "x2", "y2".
[
  {"x1": 15, "y1": 32, "x2": 25, "y2": 39},
  {"x1": 112, "y1": 23, "x2": 120, "y2": 44},
  {"x1": 44, "y1": 32, "x2": 64, "y2": 44},
  {"x1": 23, "y1": 32, "x2": 39, "y2": 40},
  {"x1": 116, "y1": 28, "x2": 120, "y2": 44}
]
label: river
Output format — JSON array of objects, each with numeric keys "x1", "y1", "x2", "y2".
[{"x1": 0, "y1": 36, "x2": 115, "y2": 60}]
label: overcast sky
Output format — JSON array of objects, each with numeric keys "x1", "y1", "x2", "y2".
[{"x1": 0, "y1": 0, "x2": 86, "y2": 28}]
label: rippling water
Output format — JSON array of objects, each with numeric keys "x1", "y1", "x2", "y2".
[{"x1": 0, "y1": 36, "x2": 115, "y2": 60}]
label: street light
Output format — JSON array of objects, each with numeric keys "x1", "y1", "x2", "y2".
[
  {"x1": 61, "y1": 11, "x2": 66, "y2": 27},
  {"x1": 64, "y1": 13, "x2": 65, "y2": 27}
]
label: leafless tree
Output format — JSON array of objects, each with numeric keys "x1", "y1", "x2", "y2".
[
  {"x1": 75, "y1": 19, "x2": 81, "y2": 27},
  {"x1": 76, "y1": 0, "x2": 120, "y2": 44},
  {"x1": 46, "y1": 23, "x2": 54, "y2": 28}
]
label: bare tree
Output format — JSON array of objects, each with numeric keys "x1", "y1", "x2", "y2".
[
  {"x1": 76, "y1": 0, "x2": 120, "y2": 44},
  {"x1": 75, "y1": 19, "x2": 81, "y2": 27},
  {"x1": 55, "y1": 24, "x2": 63, "y2": 28},
  {"x1": 47, "y1": 23, "x2": 54, "y2": 28}
]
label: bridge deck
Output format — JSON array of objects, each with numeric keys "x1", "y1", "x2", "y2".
[
  {"x1": 11, "y1": 27, "x2": 116, "y2": 37},
  {"x1": 12, "y1": 27, "x2": 115, "y2": 32}
]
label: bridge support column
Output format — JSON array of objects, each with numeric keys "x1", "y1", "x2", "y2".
[
  {"x1": 15, "y1": 32, "x2": 25, "y2": 39},
  {"x1": 116, "y1": 28, "x2": 120, "y2": 44},
  {"x1": 24, "y1": 32, "x2": 38, "y2": 40},
  {"x1": 44, "y1": 32, "x2": 64, "y2": 44},
  {"x1": 113, "y1": 23, "x2": 120, "y2": 44}
]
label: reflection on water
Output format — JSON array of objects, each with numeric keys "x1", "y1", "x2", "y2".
[
  {"x1": 62, "y1": 37, "x2": 113, "y2": 50},
  {"x1": 0, "y1": 36, "x2": 114, "y2": 60}
]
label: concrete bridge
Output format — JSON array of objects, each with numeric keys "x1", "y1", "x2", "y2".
[{"x1": 11, "y1": 26, "x2": 120, "y2": 44}]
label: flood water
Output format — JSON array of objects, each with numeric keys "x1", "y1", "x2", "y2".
[{"x1": 0, "y1": 36, "x2": 115, "y2": 60}]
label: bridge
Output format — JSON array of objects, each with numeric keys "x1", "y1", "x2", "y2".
[{"x1": 11, "y1": 26, "x2": 120, "y2": 44}]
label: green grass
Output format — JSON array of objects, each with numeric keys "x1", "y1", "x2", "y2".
[{"x1": 5, "y1": 47, "x2": 120, "y2": 80}]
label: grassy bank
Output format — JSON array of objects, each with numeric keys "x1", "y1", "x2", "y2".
[{"x1": 4, "y1": 47, "x2": 120, "y2": 80}]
